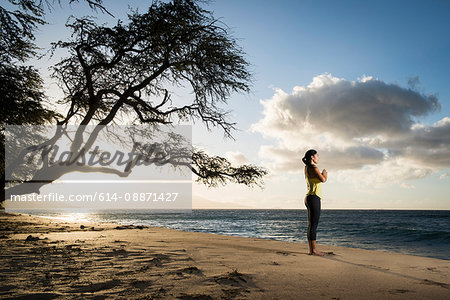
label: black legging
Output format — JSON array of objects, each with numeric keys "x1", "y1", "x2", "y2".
[{"x1": 305, "y1": 194, "x2": 321, "y2": 241}]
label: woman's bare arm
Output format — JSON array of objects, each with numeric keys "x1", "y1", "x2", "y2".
[{"x1": 310, "y1": 166, "x2": 327, "y2": 182}]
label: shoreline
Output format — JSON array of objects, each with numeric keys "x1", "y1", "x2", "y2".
[
  {"x1": 6, "y1": 208, "x2": 449, "y2": 261},
  {"x1": 1, "y1": 211, "x2": 449, "y2": 299}
]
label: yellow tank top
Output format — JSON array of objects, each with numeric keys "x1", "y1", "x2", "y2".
[{"x1": 305, "y1": 166, "x2": 322, "y2": 198}]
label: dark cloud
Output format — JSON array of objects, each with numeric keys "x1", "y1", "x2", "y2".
[
  {"x1": 286, "y1": 75, "x2": 440, "y2": 139},
  {"x1": 320, "y1": 146, "x2": 385, "y2": 170},
  {"x1": 382, "y1": 118, "x2": 450, "y2": 167},
  {"x1": 408, "y1": 76, "x2": 420, "y2": 89},
  {"x1": 260, "y1": 145, "x2": 384, "y2": 172}
]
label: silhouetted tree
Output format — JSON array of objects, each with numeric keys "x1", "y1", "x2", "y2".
[
  {"x1": 3, "y1": 0, "x2": 268, "y2": 204},
  {"x1": 0, "y1": 0, "x2": 111, "y2": 208},
  {"x1": 1, "y1": 0, "x2": 110, "y2": 122}
]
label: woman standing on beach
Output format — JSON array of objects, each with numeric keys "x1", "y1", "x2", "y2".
[{"x1": 302, "y1": 149, "x2": 327, "y2": 256}]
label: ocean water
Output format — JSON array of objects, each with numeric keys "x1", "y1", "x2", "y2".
[{"x1": 7, "y1": 209, "x2": 450, "y2": 260}]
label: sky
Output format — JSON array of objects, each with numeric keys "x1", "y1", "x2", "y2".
[{"x1": 20, "y1": 0, "x2": 450, "y2": 209}]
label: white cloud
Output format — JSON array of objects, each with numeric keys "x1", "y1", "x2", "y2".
[
  {"x1": 440, "y1": 173, "x2": 449, "y2": 180},
  {"x1": 251, "y1": 74, "x2": 448, "y2": 186},
  {"x1": 225, "y1": 151, "x2": 250, "y2": 165},
  {"x1": 253, "y1": 73, "x2": 439, "y2": 142},
  {"x1": 333, "y1": 158, "x2": 432, "y2": 188}
]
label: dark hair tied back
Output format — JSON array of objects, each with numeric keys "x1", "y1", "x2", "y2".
[{"x1": 302, "y1": 149, "x2": 317, "y2": 167}]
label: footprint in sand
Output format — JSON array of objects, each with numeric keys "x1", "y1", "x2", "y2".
[
  {"x1": 70, "y1": 279, "x2": 121, "y2": 293},
  {"x1": 173, "y1": 266, "x2": 204, "y2": 276},
  {"x1": 131, "y1": 279, "x2": 152, "y2": 291}
]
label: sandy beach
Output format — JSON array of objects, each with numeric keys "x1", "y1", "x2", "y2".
[{"x1": 0, "y1": 212, "x2": 448, "y2": 299}]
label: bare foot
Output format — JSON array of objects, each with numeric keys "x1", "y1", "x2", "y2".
[{"x1": 308, "y1": 250, "x2": 325, "y2": 256}]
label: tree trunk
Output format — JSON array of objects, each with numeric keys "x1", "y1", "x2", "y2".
[{"x1": 1, "y1": 173, "x2": 5, "y2": 212}]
